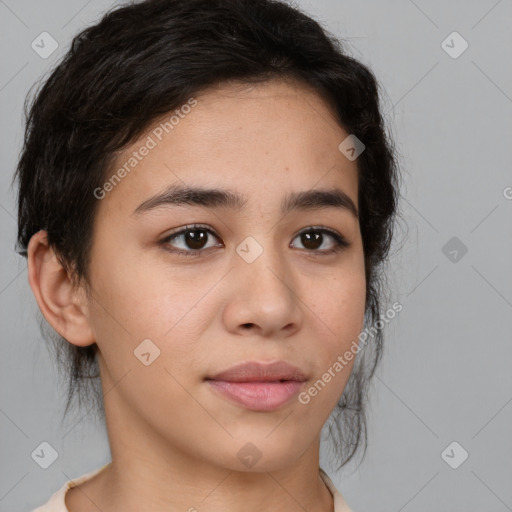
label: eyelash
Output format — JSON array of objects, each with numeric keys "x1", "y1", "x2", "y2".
[{"x1": 159, "y1": 224, "x2": 350, "y2": 258}]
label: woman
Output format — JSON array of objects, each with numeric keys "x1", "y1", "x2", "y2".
[{"x1": 15, "y1": 0, "x2": 400, "y2": 510}]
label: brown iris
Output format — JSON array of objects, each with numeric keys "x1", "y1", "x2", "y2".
[
  {"x1": 300, "y1": 231, "x2": 322, "y2": 250},
  {"x1": 184, "y1": 229, "x2": 208, "y2": 250}
]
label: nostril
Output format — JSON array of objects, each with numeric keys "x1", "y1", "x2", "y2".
[{"x1": 242, "y1": 323, "x2": 254, "y2": 329}]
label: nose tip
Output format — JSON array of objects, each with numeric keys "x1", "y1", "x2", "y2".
[{"x1": 222, "y1": 247, "x2": 303, "y2": 338}]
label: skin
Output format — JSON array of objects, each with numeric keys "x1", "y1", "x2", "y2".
[{"x1": 27, "y1": 78, "x2": 366, "y2": 512}]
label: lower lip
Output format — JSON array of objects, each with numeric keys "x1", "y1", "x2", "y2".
[{"x1": 206, "y1": 380, "x2": 304, "y2": 411}]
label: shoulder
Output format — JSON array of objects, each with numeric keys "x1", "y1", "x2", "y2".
[
  {"x1": 319, "y1": 468, "x2": 356, "y2": 512},
  {"x1": 30, "y1": 463, "x2": 111, "y2": 512}
]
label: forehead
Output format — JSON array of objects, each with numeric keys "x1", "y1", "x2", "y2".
[{"x1": 95, "y1": 78, "x2": 359, "y2": 219}]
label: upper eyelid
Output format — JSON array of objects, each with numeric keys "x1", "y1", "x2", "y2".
[{"x1": 164, "y1": 224, "x2": 221, "y2": 240}]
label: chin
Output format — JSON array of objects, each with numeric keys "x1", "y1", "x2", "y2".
[{"x1": 215, "y1": 434, "x2": 312, "y2": 473}]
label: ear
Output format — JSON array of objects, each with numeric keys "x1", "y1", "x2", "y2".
[{"x1": 27, "y1": 230, "x2": 95, "y2": 347}]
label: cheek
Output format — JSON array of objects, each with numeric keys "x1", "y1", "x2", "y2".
[
  {"x1": 87, "y1": 254, "x2": 217, "y2": 371},
  {"x1": 311, "y1": 269, "x2": 366, "y2": 339},
  {"x1": 304, "y1": 269, "x2": 366, "y2": 399}
]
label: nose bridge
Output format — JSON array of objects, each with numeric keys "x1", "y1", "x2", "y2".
[
  {"x1": 236, "y1": 233, "x2": 287, "y2": 293},
  {"x1": 229, "y1": 232, "x2": 301, "y2": 335}
]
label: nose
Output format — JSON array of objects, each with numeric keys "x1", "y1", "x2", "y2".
[{"x1": 221, "y1": 240, "x2": 303, "y2": 338}]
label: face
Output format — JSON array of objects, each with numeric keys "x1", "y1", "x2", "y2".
[{"x1": 83, "y1": 78, "x2": 366, "y2": 473}]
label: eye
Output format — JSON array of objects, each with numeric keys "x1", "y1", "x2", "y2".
[
  {"x1": 290, "y1": 227, "x2": 350, "y2": 255},
  {"x1": 160, "y1": 224, "x2": 350, "y2": 258},
  {"x1": 160, "y1": 224, "x2": 223, "y2": 257}
]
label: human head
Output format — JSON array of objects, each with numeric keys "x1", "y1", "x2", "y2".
[{"x1": 14, "y1": 0, "x2": 400, "y2": 470}]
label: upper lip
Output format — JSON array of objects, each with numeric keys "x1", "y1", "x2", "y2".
[{"x1": 206, "y1": 361, "x2": 308, "y2": 382}]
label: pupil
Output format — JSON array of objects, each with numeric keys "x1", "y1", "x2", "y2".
[{"x1": 185, "y1": 229, "x2": 207, "y2": 250}]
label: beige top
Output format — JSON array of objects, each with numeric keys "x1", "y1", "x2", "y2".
[{"x1": 32, "y1": 463, "x2": 354, "y2": 512}]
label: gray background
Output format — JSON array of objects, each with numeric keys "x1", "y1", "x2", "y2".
[{"x1": 1, "y1": 0, "x2": 511, "y2": 511}]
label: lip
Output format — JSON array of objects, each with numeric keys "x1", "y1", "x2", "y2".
[
  {"x1": 205, "y1": 361, "x2": 307, "y2": 411},
  {"x1": 207, "y1": 360, "x2": 308, "y2": 382}
]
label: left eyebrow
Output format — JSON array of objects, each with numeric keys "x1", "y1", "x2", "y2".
[{"x1": 132, "y1": 183, "x2": 358, "y2": 219}]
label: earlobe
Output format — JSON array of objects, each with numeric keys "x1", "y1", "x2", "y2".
[{"x1": 27, "y1": 230, "x2": 96, "y2": 347}]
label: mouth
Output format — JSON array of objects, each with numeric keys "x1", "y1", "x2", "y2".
[{"x1": 205, "y1": 360, "x2": 307, "y2": 411}]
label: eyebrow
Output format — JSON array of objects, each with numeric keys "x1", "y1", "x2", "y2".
[{"x1": 132, "y1": 184, "x2": 358, "y2": 219}]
